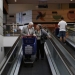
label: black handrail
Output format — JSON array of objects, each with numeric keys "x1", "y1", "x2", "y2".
[
  {"x1": 49, "y1": 32, "x2": 75, "y2": 75},
  {"x1": 49, "y1": 39, "x2": 74, "y2": 75},
  {"x1": 0, "y1": 34, "x2": 21, "y2": 73}
]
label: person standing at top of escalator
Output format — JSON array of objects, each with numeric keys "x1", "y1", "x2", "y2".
[
  {"x1": 35, "y1": 24, "x2": 51, "y2": 60},
  {"x1": 58, "y1": 17, "x2": 67, "y2": 43}
]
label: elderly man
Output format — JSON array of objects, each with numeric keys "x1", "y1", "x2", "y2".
[
  {"x1": 21, "y1": 22, "x2": 35, "y2": 36},
  {"x1": 22, "y1": 22, "x2": 36, "y2": 60}
]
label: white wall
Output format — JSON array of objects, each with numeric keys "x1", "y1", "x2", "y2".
[{"x1": 3, "y1": 36, "x2": 18, "y2": 47}]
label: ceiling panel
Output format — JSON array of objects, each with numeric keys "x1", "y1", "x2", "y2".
[{"x1": 7, "y1": 0, "x2": 75, "y2": 4}]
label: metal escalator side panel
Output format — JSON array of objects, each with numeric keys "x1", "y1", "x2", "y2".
[
  {"x1": 44, "y1": 42, "x2": 60, "y2": 75},
  {"x1": 0, "y1": 35, "x2": 22, "y2": 75},
  {"x1": 50, "y1": 32, "x2": 75, "y2": 69},
  {"x1": 9, "y1": 46, "x2": 22, "y2": 75},
  {"x1": 45, "y1": 39, "x2": 73, "y2": 75},
  {"x1": 66, "y1": 38, "x2": 75, "y2": 48}
]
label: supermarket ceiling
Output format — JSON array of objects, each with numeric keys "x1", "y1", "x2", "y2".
[{"x1": 7, "y1": 0, "x2": 75, "y2": 4}]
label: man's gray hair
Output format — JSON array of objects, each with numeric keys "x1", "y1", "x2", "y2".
[{"x1": 29, "y1": 22, "x2": 34, "y2": 25}]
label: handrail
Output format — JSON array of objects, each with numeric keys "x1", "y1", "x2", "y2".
[
  {"x1": 49, "y1": 32, "x2": 75, "y2": 74},
  {"x1": 49, "y1": 39, "x2": 73, "y2": 75},
  {"x1": 45, "y1": 29, "x2": 72, "y2": 75},
  {"x1": 66, "y1": 38, "x2": 75, "y2": 48},
  {"x1": 44, "y1": 42, "x2": 60, "y2": 75},
  {"x1": 13, "y1": 51, "x2": 22, "y2": 75},
  {"x1": 7, "y1": 46, "x2": 22, "y2": 75},
  {"x1": 0, "y1": 34, "x2": 21, "y2": 75}
]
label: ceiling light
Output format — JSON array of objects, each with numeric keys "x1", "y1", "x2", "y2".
[
  {"x1": 70, "y1": 0, "x2": 73, "y2": 1},
  {"x1": 15, "y1": 0, "x2": 17, "y2": 2}
]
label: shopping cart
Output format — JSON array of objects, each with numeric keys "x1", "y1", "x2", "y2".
[{"x1": 22, "y1": 36, "x2": 37, "y2": 66}]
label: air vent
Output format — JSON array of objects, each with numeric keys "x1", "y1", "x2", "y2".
[
  {"x1": 22, "y1": 13, "x2": 26, "y2": 15},
  {"x1": 38, "y1": 4, "x2": 48, "y2": 8},
  {"x1": 52, "y1": 11, "x2": 57, "y2": 14},
  {"x1": 9, "y1": 15, "x2": 14, "y2": 17}
]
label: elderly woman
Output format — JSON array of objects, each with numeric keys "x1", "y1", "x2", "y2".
[{"x1": 35, "y1": 24, "x2": 51, "y2": 60}]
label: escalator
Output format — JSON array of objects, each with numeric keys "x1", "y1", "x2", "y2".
[
  {"x1": 64, "y1": 39, "x2": 75, "y2": 59},
  {"x1": 49, "y1": 31, "x2": 75, "y2": 75},
  {"x1": 51, "y1": 29, "x2": 75, "y2": 59},
  {"x1": 19, "y1": 56, "x2": 52, "y2": 75},
  {"x1": 0, "y1": 34, "x2": 52, "y2": 75},
  {"x1": 45, "y1": 39, "x2": 75, "y2": 75},
  {"x1": 62, "y1": 29, "x2": 75, "y2": 59},
  {"x1": 0, "y1": 35, "x2": 22, "y2": 75},
  {"x1": 1, "y1": 31, "x2": 75, "y2": 75}
]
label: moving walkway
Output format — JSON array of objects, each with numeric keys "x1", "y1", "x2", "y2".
[{"x1": 1, "y1": 32, "x2": 75, "y2": 75}]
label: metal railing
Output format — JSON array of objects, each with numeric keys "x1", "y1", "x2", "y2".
[
  {"x1": 0, "y1": 34, "x2": 22, "y2": 75},
  {"x1": 45, "y1": 39, "x2": 73, "y2": 75},
  {"x1": 49, "y1": 31, "x2": 75, "y2": 75}
]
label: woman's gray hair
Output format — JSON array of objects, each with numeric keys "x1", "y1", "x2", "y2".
[{"x1": 37, "y1": 24, "x2": 42, "y2": 29}]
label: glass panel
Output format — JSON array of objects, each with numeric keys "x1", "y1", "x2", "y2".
[{"x1": 3, "y1": 24, "x2": 22, "y2": 36}]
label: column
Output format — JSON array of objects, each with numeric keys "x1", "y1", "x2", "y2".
[{"x1": 0, "y1": 0, "x2": 4, "y2": 64}]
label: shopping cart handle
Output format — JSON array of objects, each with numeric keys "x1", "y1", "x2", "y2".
[{"x1": 22, "y1": 35, "x2": 36, "y2": 38}]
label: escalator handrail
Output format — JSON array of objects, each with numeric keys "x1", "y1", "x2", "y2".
[
  {"x1": 66, "y1": 38, "x2": 75, "y2": 48},
  {"x1": 52, "y1": 31, "x2": 75, "y2": 60},
  {"x1": 49, "y1": 31, "x2": 75, "y2": 60},
  {"x1": 0, "y1": 34, "x2": 21, "y2": 74},
  {"x1": 48, "y1": 31, "x2": 75, "y2": 74},
  {"x1": 44, "y1": 42, "x2": 60, "y2": 75},
  {"x1": 48, "y1": 39, "x2": 73, "y2": 75},
  {"x1": 45, "y1": 29, "x2": 72, "y2": 75},
  {"x1": 7, "y1": 46, "x2": 22, "y2": 75}
]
